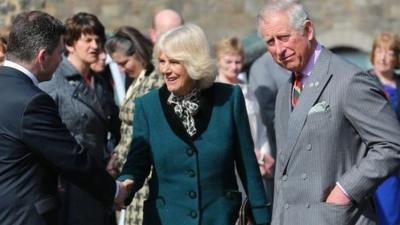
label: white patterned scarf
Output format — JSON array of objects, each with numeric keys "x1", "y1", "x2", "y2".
[{"x1": 167, "y1": 88, "x2": 200, "y2": 136}]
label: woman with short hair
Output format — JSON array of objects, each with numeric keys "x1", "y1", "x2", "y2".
[
  {"x1": 368, "y1": 32, "x2": 400, "y2": 225},
  {"x1": 118, "y1": 24, "x2": 271, "y2": 225},
  {"x1": 39, "y1": 12, "x2": 119, "y2": 225}
]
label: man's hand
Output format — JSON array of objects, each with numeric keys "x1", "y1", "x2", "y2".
[
  {"x1": 325, "y1": 184, "x2": 352, "y2": 206},
  {"x1": 256, "y1": 151, "x2": 275, "y2": 178},
  {"x1": 114, "y1": 179, "x2": 134, "y2": 210}
]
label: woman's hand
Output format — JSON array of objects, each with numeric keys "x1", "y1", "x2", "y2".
[{"x1": 255, "y1": 151, "x2": 275, "y2": 178}]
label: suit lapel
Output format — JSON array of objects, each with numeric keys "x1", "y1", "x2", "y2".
[
  {"x1": 280, "y1": 48, "x2": 333, "y2": 174},
  {"x1": 276, "y1": 79, "x2": 292, "y2": 160}
]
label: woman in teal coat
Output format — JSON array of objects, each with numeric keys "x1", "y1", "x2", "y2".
[{"x1": 118, "y1": 24, "x2": 271, "y2": 225}]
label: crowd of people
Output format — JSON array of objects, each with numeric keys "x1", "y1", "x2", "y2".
[{"x1": 0, "y1": 0, "x2": 399, "y2": 225}]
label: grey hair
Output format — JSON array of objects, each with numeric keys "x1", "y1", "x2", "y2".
[
  {"x1": 153, "y1": 23, "x2": 216, "y2": 90},
  {"x1": 257, "y1": 0, "x2": 310, "y2": 36}
]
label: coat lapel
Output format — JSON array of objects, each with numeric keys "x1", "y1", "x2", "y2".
[
  {"x1": 72, "y1": 80, "x2": 107, "y2": 122},
  {"x1": 123, "y1": 70, "x2": 147, "y2": 106},
  {"x1": 158, "y1": 85, "x2": 214, "y2": 147},
  {"x1": 280, "y1": 48, "x2": 333, "y2": 174},
  {"x1": 60, "y1": 59, "x2": 107, "y2": 123}
]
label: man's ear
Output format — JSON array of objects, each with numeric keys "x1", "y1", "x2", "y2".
[
  {"x1": 304, "y1": 20, "x2": 314, "y2": 41},
  {"x1": 148, "y1": 28, "x2": 157, "y2": 44},
  {"x1": 37, "y1": 49, "x2": 47, "y2": 64}
]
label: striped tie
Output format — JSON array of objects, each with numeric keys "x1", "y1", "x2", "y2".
[{"x1": 292, "y1": 72, "x2": 303, "y2": 107}]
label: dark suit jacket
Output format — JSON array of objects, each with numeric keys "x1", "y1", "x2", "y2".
[
  {"x1": 119, "y1": 83, "x2": 271, "y2": 225},
  {"x1": 0, "y1": 66, "x2": 116, "y2": 225}
]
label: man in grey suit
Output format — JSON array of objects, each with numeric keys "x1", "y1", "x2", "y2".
[{"x1": 257, "y1": 1, "x2": 400, "y2": 224}]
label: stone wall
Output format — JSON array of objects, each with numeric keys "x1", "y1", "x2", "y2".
[
  {"x1": 1, "y1": 0, "x2": 399, "y2": 53},
  {"x1": 0, "y1": 0, "x2": 45, "y2": 28}
]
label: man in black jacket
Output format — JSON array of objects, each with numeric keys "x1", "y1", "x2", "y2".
[{"x1": 0, "y1": 11, "x2": 130, "y2": 225}]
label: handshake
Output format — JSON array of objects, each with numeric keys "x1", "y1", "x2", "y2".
[{"x1": 114, "y1": 179, "x2": 134, "y2": 210}]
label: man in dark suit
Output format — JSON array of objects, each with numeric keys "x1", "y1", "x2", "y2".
[
  {"x1": 0, "y1": 11, "x2": 130, "y2": 225},
  {"x1": 257, "y1": 0, "x2": 400, "y2": 224}
]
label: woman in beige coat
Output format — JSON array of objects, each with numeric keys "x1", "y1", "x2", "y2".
[{"x1": 106, "y1": 26, "x2": 163, "y2": 225}]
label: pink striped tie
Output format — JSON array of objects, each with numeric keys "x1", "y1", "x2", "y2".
[{"x1": 292, "y1": 72, "x2": 303, "y2": 107}]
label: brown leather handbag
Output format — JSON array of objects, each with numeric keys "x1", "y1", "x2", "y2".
[{"x1": 235, "y1": 198, "x2": 254, "y2": 225}]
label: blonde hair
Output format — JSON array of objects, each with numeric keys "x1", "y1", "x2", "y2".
[
  {"x1": 370, "y1": 32, "x2": 400, "y2": 69},
  {"x1": 153, "y1": 23, "x2": 216, "y2": 89},
  {"x1": 213, "y1": 37, "x2": 244, "y2": 62}
]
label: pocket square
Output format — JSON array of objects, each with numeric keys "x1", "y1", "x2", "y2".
[{"x1": 308, "y1": 101, "x2": 330, "y2": 115}]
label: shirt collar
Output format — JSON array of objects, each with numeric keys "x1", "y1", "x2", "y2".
[
  {"x1": 3, "y1": 60, "x2": 39, "y2": 86},
  {"x1": 300, "y1": 43, "x2": 323, "y2": 78}
]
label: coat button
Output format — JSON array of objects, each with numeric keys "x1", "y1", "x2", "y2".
[
  {"x1": 186, "y1": 169, "x2": 195, "y2": 177},
  {"x1": 190, "y1": 210, "x2": 198, "y2": 218},
  {"x1": 306, "y1": 144, "x2": 312, "y2": 151},
  {"x1": 81, "y1": 113, "x2": 88, "y2": 119},
  {"x1": 284, "y1": 203, "x2": 289, "y2": 209},
  {"x1": 305, "y1": 202, "x2": 310, "y2": 208},
  {"x1": 282, "y1": 175, "x2": 288, "y2": 181},
  {"x1": 301, "y1": 173, "x2": 308, "y2": 180},
  {"x1": 225, "y1": 191, "x2": 233, "y2": 199},
  {"x1": 189, "y1": 191, "x2": 197, "y2": 199},
  {"x1": 187, "y1": 148, "x2": 194, "y2": 156}
]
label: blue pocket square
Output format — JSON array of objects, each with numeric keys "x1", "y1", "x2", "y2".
[{"x1": 308, "y1": 101, "x2": 330, "y2": 115}]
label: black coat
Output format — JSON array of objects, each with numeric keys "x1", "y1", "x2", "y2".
[{"x1": 0, "y1": 66, "x2": 116, "y2": 225}]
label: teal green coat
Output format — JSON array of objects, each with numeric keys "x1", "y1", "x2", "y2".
[{"x1": 119, "y1": 83, "x2": 271, "y2": 225}]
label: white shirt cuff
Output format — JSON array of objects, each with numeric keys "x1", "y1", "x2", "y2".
[
  {"x1": 114, "y1": 181, "x2": 120, "y2": 199},
  {"x1": 336, "y1": 181, "x2": 350, "y2": 198}
]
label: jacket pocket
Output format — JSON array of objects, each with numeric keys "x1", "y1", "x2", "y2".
[{"x1": 317, "y1": 202, "x2": 356, "y2": 225}]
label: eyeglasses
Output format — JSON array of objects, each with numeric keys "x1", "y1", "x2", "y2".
[{"x1": 375, "y1": 48, "x2": 397, "y2": 58}]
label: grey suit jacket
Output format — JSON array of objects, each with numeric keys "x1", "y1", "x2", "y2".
[
  {"x1": 272, "y1": 47, "x2": 400, "y2": 225},
  {"x1": 248, "y1": 53, "x2": 291, "y2": 157}
]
